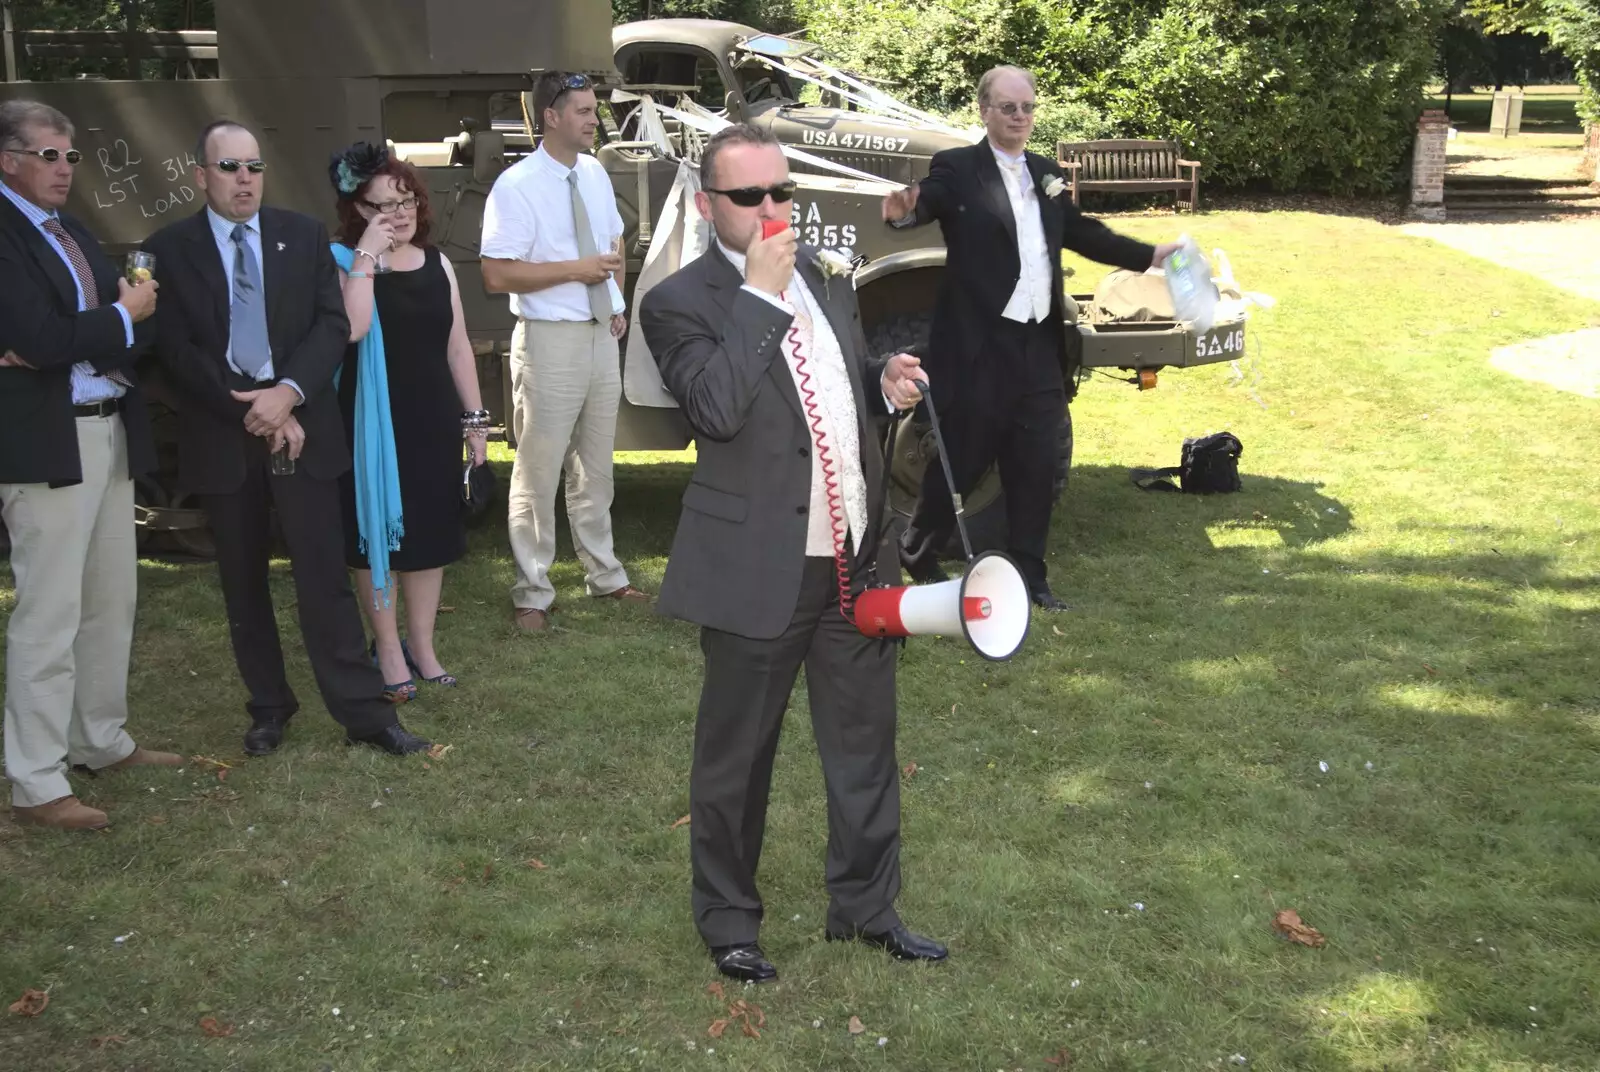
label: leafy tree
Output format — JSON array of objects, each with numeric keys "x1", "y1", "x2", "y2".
[
  {"x1": 1469, "y1": 0, "x2": 1600, "y2": 120},
  {"x1": 799, "y1": 0, "x2": 1457, "y2": 194}
]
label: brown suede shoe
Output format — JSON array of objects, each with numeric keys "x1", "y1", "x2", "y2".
[
  {"x1": 13, "y1": 795, "x2": 110, "y2": 831},
  {"x1": 100, "y1": 747, "x2": 185, "y2": 771},
  {"x1": 513, "y1": 607, "x2": 550, "y2": 632},
  {"x1": 596, "y1": 584, "x2": 651, "y2": 602}
]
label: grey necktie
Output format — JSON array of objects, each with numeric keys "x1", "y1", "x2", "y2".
[
  {"x1": 566, "y1": 171, "x2": 614, "y2": 323},
  {"x1": 230, "y1": 223, "x2": 271, "y2": 378}
]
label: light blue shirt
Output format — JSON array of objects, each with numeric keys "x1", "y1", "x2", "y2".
[
  {"x1": 205, "y1": 206, "x2": 301, "y2": 403},
  {"x1": 0, "y1": 178, "x2": 133, "y2": 405}
]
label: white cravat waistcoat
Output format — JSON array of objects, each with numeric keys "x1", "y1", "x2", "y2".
[
  {"x1": 720, "y1": 240, "x2": 869, "y2": 557},
  {"x1": 994, "y1": 147, "x2": 1053, "y2": 323}
]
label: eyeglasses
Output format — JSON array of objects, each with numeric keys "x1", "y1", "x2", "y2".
[
  {"x1": 990, "y1": 101, "x2": 1037, "y2": 117},
  {"x1": 705, "y1": 181, "x2": 796, "y2": 208},
  {"x1": 362, "y1": 196, "x2": 418, "y2": 215},
  {"x1": 209, "y1": 158, "x2": 266, "y2": 173},
  {"x1": 5, "y1": 147, "x2": 82, "y2": 165}
]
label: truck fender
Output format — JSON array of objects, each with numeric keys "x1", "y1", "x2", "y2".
[{"x1": 852, "y1": 247, "x2": 945, "y2": 288}]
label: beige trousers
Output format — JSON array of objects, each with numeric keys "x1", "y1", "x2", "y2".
[
  {"x1": 507, "y1": 318, "x2": 630, "y2": 610},
  {"x1": 2, "y1": 413, "x2": 138, "y2": 808}
]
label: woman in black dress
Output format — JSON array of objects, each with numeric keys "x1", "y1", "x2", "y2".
[{"x1": 328, "y1": 143, "x2": 489, "y2": 701}]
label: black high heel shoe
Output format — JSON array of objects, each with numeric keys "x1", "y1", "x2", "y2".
[
  {"x1": 369, "y1": 639, "x2": 417, "y2": 703},
  {"x1": 401, "y1": 638, "x2": 457, "y2": 687}
]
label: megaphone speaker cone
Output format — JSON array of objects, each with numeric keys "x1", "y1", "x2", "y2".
[{"x1": 852, "y1": 550, "x2": 1031, "y2": 661}]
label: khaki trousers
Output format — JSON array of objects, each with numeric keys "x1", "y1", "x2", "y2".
[
  {"x1": 507, "y1": 318, "x2": 630, "y2": 611},
  {"x1": 2, "y1": 413, "x2": 138, "y2": 808}
]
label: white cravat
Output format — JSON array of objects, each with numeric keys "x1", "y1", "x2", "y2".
[
  {"x1": 721, "y1": 240, "x2": 869, "y2": 557},
  {"x1": 994, "y1": 147, "x2": 1053, "y2": 323}
]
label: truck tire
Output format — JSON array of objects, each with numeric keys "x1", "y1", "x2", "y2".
[{"x1": 867, "y1": 311, "x2": 1073, "y2": 561}]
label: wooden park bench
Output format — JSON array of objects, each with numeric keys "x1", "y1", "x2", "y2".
[{"x1": 1055, "y1": 138, "x2": 1203, "y2": 211}]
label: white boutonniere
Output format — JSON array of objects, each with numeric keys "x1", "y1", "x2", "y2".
[
  {"x1": 1042, "y1": 175, "x2": 1067, "y2": 200},
  {"x1": 815, "y1": 246, "x2": 858, "y2": 298}
]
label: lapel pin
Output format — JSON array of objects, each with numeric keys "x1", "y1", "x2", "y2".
[{"x1": 276, "y1": 242, "x2": 286, "y2": 251}]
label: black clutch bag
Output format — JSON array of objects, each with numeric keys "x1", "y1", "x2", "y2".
[{"x1": 462, "y1": 458, "x2": 497, "y2": 523}]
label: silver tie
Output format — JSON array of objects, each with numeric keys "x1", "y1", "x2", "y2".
[{"x1": 567, "y1": 171, "x2": 614, "y2": 323}]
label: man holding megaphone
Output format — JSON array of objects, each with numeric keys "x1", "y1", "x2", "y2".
[{"x1": 638, "y1": 124, "x2": 946, "y2": 985}]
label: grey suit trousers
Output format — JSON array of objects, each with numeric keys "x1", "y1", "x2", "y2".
[{"x1": 689, "y1": 556, "x2": 904, "y2": 948}]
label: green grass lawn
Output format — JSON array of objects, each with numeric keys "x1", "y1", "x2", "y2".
[
  {"x1": 3, "y1": 211, "x2": 1600, "y2": 1070},
  {"x1": 1426, "y1": 85, "x2": 1584, "y2": 133}
]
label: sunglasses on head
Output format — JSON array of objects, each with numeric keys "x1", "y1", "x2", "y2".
[
  {"x1": 705, "y1": 181, "x2": 796, "y2": 208},
  {"x1": 991, "y1": 100, "x2": 1037, "y2": 117},
  {"x1": 6, "y1": 146, "x2": 82, "y2": 165},
  {"x1": 210, "y1": 158, "x2": 266, "y2": 173},
  {"x1": 547, "y1": 71, "x2": 592, "y2": 107}
]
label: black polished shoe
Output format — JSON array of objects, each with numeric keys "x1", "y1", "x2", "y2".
[
  {"x1": 1031, "y1": 588, "x2": 1069, "y2": 612},
  {"x1": 345, "y1": 722, "x2": 433, "y2": 756},
  {"x1": 710, "y1": 943, "x2": 778, "y2": 984},
  {"x1": 826, "y1": 924, "x2": 949, "y2": 962},
  {"x1": 243, "y1": 719, "x2": 286, "y2": 756}
]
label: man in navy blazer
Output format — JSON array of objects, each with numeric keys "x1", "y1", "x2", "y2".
[{"x1": 0, "y1": 100, "x2": 182, "y2": 832}]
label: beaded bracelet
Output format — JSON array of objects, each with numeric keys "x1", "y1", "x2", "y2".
[{"x1": 460, "y1": 409, "x2": 491, "y2": 439}]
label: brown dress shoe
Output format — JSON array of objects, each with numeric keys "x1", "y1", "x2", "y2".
[
  {"x1": 596, "y1": 584, "x2": 651, "y2": 602},
  {"x1": 101, "y1": 747, "x2": 185, "y2": 771},
  {"x1": 513, "y1": 607, "x2": 550, "y2": 632},
  {"x1": 13, "y1": 795, "x2": 110, "y2": 831}
]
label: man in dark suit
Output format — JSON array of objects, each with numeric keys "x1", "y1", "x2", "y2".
[
  {"x1": 0, "y1": 100, "x2": 183, "y2": 831},
  {"x1": 639, "y1": 124, "x2": 946, "y2": 984},
  {"x1": 144, "y1": 119, "x2": 430, "y2": 757},
  {"x1": 883, "y1": 66, "x2": 1181, "y2": 609}
]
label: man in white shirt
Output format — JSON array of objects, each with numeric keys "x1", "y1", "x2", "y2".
[
  {"x1": 883, "y1": 66, "x2": 1180, "y2": 610},
  {"x1": 480, "y1": 71, "x2": 648, "y2": 632}
]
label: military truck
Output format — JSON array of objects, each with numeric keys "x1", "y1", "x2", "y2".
[
  {"x1": 0, "y1": 0, "x2": 1252, "y2": 561},
  {"x1": 610, "y1": 18, "x2": 978, "y2": 186}
]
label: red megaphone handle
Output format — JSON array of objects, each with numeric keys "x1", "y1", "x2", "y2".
[{"x1": 772, "y1": 244, "x2": 855, "y2": 624}]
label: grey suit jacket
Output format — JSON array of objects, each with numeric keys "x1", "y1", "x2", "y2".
[{"x1": 639, "y1": 242, "x2": 898, "y2": 641}]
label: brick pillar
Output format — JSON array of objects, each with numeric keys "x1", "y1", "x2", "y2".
[{"x1": 1409, "y1": 109, "x2": 1449, "y2": 220}]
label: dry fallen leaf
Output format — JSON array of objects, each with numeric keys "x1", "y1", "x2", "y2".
[
  {"x1": 523, "y1": 858, "x2": 548, "y2": 870},
  {"x1": 705, "y1": 982, "x2": 725, "y2": 999},
  {"x1": 670, "y1": 814, "x2": 691, "y2": 830},
  {"x1": 901, "y1": 762, "x2": 918, "y2": 778},
  {"x1": 847, "y1": 1015, "x2": 866, "y2": 1035},
  {"x1": 1045, "y1": 1047, "x2": 1073, "y2": 1066},
  {"x1": 481, "y1": 864, "x2": 494, "y2": 882},
  {"x1": 198, "y1": 1016, "x2": 235, "y2": 1037},
  {"x1": 145, "y1": 815, "x2": 168, "y2": 825},
  {"x1": 1052, "y1": 625, "x2": 1065, "y2": 636},
  {"x1": 1272, "y1": 908, "x2": 1326, "y2": 948},
  {"x1": 439, "y1": 605, "x2": 456, "y2": 613},
  {"x1": 708, "y1": 1018, "x2": 730, "y2": 1039},
  {"x1": 8, "y1": 989, "x2": 48, "y2": 1016},
  {"x1": 427, "y1": 743, "x2": 454, "y2": 759},
  {"x1": 707, "y1": 995, "x2": 763, "y2": 1039}
]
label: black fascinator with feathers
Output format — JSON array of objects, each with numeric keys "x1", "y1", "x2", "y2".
[{"x1": 329, "y1": 141, "x2": 389, "y2": 197}]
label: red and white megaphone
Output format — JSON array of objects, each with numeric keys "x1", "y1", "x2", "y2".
[
  {"x1": 854, "y1": 549, "x2": 1031, "y2": 660},
  {"x1": 850, "y1": 377, "x2": 1034, "y2": 661}
]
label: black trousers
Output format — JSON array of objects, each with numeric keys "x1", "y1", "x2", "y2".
[
  {"x1": 202, "y1": 438, "x2": 395, "y2": 736},
  {"x1": 689, "y1": 557, "x2": 903, "y2": 949},
  {"x1": 902, "y1": 317, "x2": 1066, "y2": 594}
]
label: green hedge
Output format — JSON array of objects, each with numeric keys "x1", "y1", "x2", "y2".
[{"x1": 798, "y1": 0, "x2": 1457, "y2": 194}]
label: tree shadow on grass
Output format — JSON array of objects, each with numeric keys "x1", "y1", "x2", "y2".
[{"x1": 878, "y1": 462, "x2": 1600, "y2": 1067}]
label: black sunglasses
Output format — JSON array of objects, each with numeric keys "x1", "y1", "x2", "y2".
[
  {"x1": 209, "y1": 158, "x2": 266, "y2": 173},
  {"x1": 6, "y1": 147, "x2": 82, "y2": 165},
  {"x1": 705, "y1": 181, "x2": 797, "y2": 208}
]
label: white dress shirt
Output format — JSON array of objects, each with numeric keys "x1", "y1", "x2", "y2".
[
  {"x1": 479, "y1": 144, "x2": 626, "y2": 323},
  {"x1": 0, "y1": 178, "x2": 132, "y2": 405},
  {"x1": 205, "y1": 206, "x2": 302, "y2": 402},
  {"x1": 720, "y1": 239, "x2": 871, "y2": 557},
  {"x1": 992, "y1": 145, "x2": 1053, "y2": 323}
]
